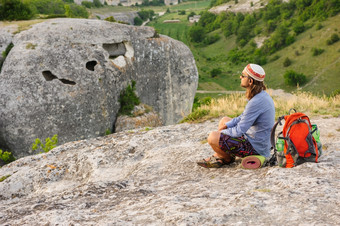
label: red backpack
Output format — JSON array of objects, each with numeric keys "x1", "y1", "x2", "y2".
[{"x1": 269, "y1": 109, "x2": 319, "y2": 168}]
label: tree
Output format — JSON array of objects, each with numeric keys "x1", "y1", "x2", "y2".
[
  {"x1": 134, "y1": 17, "x2": 143, "y2": 26},
  {"x1": 81, "y1": 1, "x2": 93, "y2": 8},
  {"x1": 93, "y1": 0, "x2": 102, "y2": 7},
  {"x1": 188, "y1": 25, "x2": 205, "y2": 43},
  {"x1": 0, "y1": 0, "x2": 34, "y2": 20},
  {"x1": 293, "y1": 20, "x2": 305, "y2": 34},
  {"x1": 284, "y1": 70, "x2": 307, "y2": 86}
]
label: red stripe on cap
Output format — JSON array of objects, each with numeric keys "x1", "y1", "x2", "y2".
[{"x1": 247, "y1": 64, "x2": 265, "y2": 79}]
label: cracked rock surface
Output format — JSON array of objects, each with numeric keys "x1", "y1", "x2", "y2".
[{"x1": 0, "y1": 116, "x2": 339, "y2": 225}]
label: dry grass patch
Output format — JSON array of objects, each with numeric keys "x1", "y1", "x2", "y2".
[{"x1": 183, "y1": 92, "x2": 340, "y2": 123}]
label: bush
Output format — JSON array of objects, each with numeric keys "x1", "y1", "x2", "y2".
[
  {"x1": 29, "y1": 0, "x2": 65, "y2": 15},
  {"x1": 178, "y1": 10, "x2": 185, "y2": 15},
  {"x1": 64, "y1": 4, "x2": 89, "y2": 18},
  {"x1": 315, "y1": 23, "x2": 323, "y2": 30},
  {"x1": 105, "y1": 16, "x2": 116, "y2": 22},
  {"x1": 0, "y1": 149, "x2": 15, "y2": 165},
  {"x1": 181, "y1": 109, "x2": 210, "y2": 123},
  {"x1": 32, "y1": 134, "x2": 58, "y2": 153},
  {"x1": 283, "y1": 57, "x2": 291, "y2": 67},
  {"x1": 326, "y1": 33, "x2": 339, "y2": 45},
  {"x1": 283, "y1": 70, "x2": 307, "y2": 86},
  {"x1": 210, "y1": 68, "x2": 222, "y2": 77},
  {"x1": 134, "y1": 16, "x2": 143, "y2": 26},
  {"x1": 188, "y1": 25, "x2": 205, "y2": 43},
  {"x1": 118, "y1": 80, "x2": 140, "y2": 116},
  {"x1": 138, "y1": 9, "x2": 155, "y2": 21},
  {"x1": 81, "y1": 1, "x2": 93, "y2": 8},
  {"x1": 93, "y1": 0, "x2": 102, "y2": 7},
  {"x1": 293, "y1": 20, "x2": 305, "y2": 34},
  {"x1": 203, "y1": 33, "x2": 220, "y2": 45},
  {"x1": 0, "y1": 0, "x2": 34, "y2": 20},
  {"x1": 0, "y1": 42, "x2": 14, "y2": 72},
  {"x1": 192, "y1": 96, "x2": 212, "y2": 110},
  {"x1": 311, "y1": 47, "x2": 325, "y2": 56}
]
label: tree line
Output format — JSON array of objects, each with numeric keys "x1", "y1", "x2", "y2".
[{"x1": 0, "y1": 0, "x2": 89, "y2": 20}]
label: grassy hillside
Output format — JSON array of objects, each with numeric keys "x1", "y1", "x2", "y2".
[
  {"x1": 263, "y1": 14, "x2": 340, "y2": 94},
  {"x1": 147, "y1": 0, "x2": 340, "y2": 96}
]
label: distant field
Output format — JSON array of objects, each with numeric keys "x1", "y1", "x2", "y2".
[{"x1": 89, "y1": 0, "x2": 210, "y2": 14}]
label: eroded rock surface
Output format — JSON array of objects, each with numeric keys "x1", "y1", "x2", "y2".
[
  {"x1": 0, "y1": 18, "x2": 198, "y2": 157},
  {"x1": 0, "y1": 117, "x2": 339, "y2": 225}
]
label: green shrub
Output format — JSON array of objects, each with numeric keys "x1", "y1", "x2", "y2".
[
  {"x1": 0, "y1": 149, "x2": 16, "y2": 165},
  {"x1": 0, "y1": 0, "x2": 34, "y2": 20},
  {"x1": 203, "y1": 33, "x2": 220, "y2": 45},
  {"x1": 210, "y1": 68, "x2": 222, "y2": 78},
  {"x1": 105, "y1": 16, "x2": 116, "y2": 22},
  {"x1": 326, "y1": 33, "x2": 339, "y2": 45},
  {"x1": 32, "y1": 134, "x2": 58, "y2": 153},
  {"x1": 311, "y1": 47, "x2": 325, "y2": 56},
  {"x1": 283, "y1": 70, "x2": 307, "y2": 86},
  {"x1": 283, "y1": 57, "x2": 292, "y2": 67},
  {"x1": 293, "y1": 20, "x2": 305, "y2": 34},
  {"x1": 64, "y1": 3, "x2": 89, "y2": 18},
  {"x1": 93, "y1": 0, "x2": 102, "y2": 7},
  {"x1": 0, "y1": 42, "x2": 14, "y2": 72},
  {"x1": 0, "y1": 175, "x2": 11, "y2": 182},
  {"x1": 81, "y1": 1, "x2": 93, "y2": 8},
  {"x1": 118, "y1": 80, "x2": 140, "y2": 116},
  {"x1": 315, "y1": 23, "x2": 323, "y2": 30},
  {"x1": 188, "y1": 25, "x2": 205, "y2": 43},
  {"x1": 134, "y1": 17, "x2": 143, "y2": 26},
  {"x1": 178, "y1": 10, "x2": 186, "y2": 15},
  {"x1": 181, "y1": 109, "x2": 210, "y2": 123}
]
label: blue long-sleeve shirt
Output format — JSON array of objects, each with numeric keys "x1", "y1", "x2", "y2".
[{"x1": 221, "y1": 90, "x2": 275, "y2": 157}]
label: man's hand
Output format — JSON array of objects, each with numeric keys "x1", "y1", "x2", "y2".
[{"x1": 218, "y1": 124, "x2": 227, "y2": 131}]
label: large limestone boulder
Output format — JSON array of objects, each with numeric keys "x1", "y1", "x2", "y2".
[{"x1": 0, "y1": 18, "x2": 198, "y2": 157}]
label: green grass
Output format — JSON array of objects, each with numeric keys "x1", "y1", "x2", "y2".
[
  {"x1": 150, "y1": 8, "x2": 340, "y2": 95},
  {"x1": 263, "y1": 14, "x2": 340, "y2": 95},
  {"x1": 89, "y1": 0, "x2": 210, "y2": 14},
  {"x1": 149, "y1": 13, "x2": 190, "y2": 44}
]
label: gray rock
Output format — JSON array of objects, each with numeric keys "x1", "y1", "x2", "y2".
[
  {"x1": 115, "y1": 104, "x2": 163, "y2": 132},
  {"x1": 0, "y1": 18, "x2": 198, "y2": 157},
  {"x1": 0, "y1": 117, "x2": 339, "y2": 225},
  {"x1": 95, "y1": 11, "x2": 139, "y2": 25},
  {"x1": 0, "y1": 29, "x2": 13, "y2": 63}
]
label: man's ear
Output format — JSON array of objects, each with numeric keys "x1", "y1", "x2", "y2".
[{"x1": 249, "y1": 78, "x2": 254, "y2": 85}]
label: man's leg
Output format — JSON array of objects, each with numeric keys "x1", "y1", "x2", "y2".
[{"x1": 207, "y1": 131, "x2": 233, "y2": 163}]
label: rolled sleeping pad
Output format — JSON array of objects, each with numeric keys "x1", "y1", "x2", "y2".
[{"x1": 241, "y1": 155, "x2": 266, "y2": 169}]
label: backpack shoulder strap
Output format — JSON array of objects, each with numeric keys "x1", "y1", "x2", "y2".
[{"x1": 268, "y1": 115, "x2": 285, "y2": 166}]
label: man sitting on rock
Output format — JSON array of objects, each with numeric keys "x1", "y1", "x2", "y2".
[{"x1": 197, "y1": 64, "x2": 275, "y2": 168}]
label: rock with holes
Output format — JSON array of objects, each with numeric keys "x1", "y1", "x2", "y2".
[{"x1": 0, "y1": 18, "x2": 198, "y2": 157}]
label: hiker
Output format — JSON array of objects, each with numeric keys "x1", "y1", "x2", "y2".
[{"x1": 197, "y1": 64, "x2": 275, "y2": 168}]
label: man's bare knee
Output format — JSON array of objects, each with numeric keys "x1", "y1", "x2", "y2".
[{"x1": 208, "y1": 131, "x2": 220, "y2": 145}]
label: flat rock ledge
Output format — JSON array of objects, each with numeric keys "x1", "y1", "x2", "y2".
[{"x1": 0, "y1": 117, "x2": 339, "y2": 225}]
